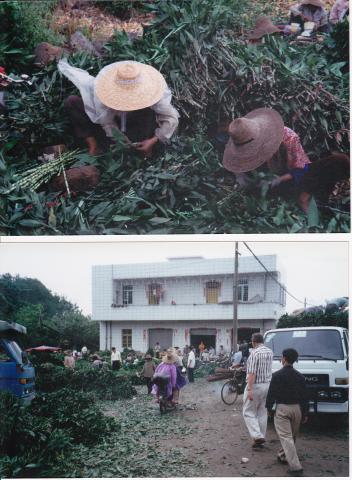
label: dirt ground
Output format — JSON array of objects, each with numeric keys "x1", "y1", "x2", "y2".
[{"x1": 160, "y1": 378, "x2": 349, "y2": 477}]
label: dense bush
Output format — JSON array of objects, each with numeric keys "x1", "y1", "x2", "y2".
[
  {"x1": 194, "y1": 362, "x2": 217, "y2": 378},
  {"x1": 35, "y1": 362, "x2": 137, "y2": 399},
  {"x1": 0, "y1": 389, "x2": 118, "y2": 478},
  {"x1": 0, "y1": 274, "x2": 99, "y2": 350},
  {"x1": 277, "y1": 310, "x2": 348, "y2": 329},
  {"x1": 0, "y1": 1, "x2": 63, "y2": 71}
]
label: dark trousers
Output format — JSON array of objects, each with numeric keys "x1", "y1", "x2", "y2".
[
  {"x1": 187, "y1": 367, "x2": 194, "y2": 383},
  {"x1": 145, "y1": 377, "x2": 153, "y2": 394},
  {"x1": 112, "y1": 360, "x2": 121, "y2": 371},
  {"x1": 63, "y1": 95, "x2": 157, "y2": 149},
  {"x1": 270, "y1": 153, "x2": 350, "y2": 204}
]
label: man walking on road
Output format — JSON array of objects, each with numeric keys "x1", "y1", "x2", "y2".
[
  {"x1": 187, "y1": 346, "x2": 196, "y2": 383},
  {"x1": 243, "y1": 333, "x2": 273, "y2": 448},
  {"x1": 266, "y1": 348, "x2": 308, "y2": 476}
]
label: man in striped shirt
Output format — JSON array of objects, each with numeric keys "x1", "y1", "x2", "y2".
[{"x1": 243, "y1": 333, "x2": 273, "y2": 447}]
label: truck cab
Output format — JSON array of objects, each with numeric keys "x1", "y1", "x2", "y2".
[
  {"x1": 264, "y1": 326, "x2": 348, "y2": 414},
  {"x1": 0, "y1": 320, "x2": 35, "y2": 404}
]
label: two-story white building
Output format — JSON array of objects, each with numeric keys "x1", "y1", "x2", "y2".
[{"x1": 92, "y1": 255, "x2": 286, "y2": 353}]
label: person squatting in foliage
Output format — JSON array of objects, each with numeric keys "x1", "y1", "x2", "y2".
[
  {"x1": 58, "y1": 59, "x2": 179, "y2": 157},
  {"x1": 152, "y1": 349, "x2": 177, "y2": 404},
  {"x1": 64, "y1": 350, "x2": 75, "y2": 369},
  {"x1": 222, "y1": 107, "x2": 350, "y2": 213},
  {"x1": 289, "y1": 0, "x2": 329, "y2": 33},
  {"x1": 266, "y1": 348, "x2": 309, "y2": 477},
  {"x1": 111, "y1": 346, "x2": 121, "y2": 371},
  {"x1": 242, "y1": 333, "x2": 273, "y2": 448},
  {"x1": 141, "y1": 353, "x2": 156, "y2": 394},
  {"x1": 329, "y1": 0, "x2": 349, "y2": 25}
]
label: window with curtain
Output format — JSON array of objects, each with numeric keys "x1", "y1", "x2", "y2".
[
  {"x1": 205, "y1": 280, "x2": 221, "y2": 304},
  {"x1": 148, "y1": 283, "x2": 163, "y2": 305},
  {"x1": 122, "y1": 329, "x2": 132, "y2": 349}
]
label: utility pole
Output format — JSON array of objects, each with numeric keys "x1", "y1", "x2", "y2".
[
  {"x1": 232, "y1": 242, "x2": 239, "y2": 352},
  {"x1": 304, "y1": 298, "x2": 307, "y2": 309}
]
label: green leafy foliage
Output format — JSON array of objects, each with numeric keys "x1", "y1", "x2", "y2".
[
  {"x1": 0, "y1": 389, "x2": 118, "y2": 478},
  {"x1": 61, "y1": 395, "x2": 201, "y2": 478},
  {"x1": 35, "y1": 361, "x2": 137, "y2": 399},
  {"x1": 277, "y1": 310, "x2": 348, "y2": 329},
  {"x1": 0, "y1": 1, "x2": 63, "y2": 71},
  {"x1": 0, "y1": 0, "x2": 349, "y2": 233},
  {"x1": 0, "y1": 274, "x2": 99, "y2": 350},
  {"x1": 194, "y1": 362, "x2": 217, "y2": 378}
]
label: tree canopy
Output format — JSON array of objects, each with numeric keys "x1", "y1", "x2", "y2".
[
  {"x1": 0, "y1": 274, "x2": 98, "y2": 350},
  {"x1": 277, "y1": 310, "x2": 348, "y2": 330}
]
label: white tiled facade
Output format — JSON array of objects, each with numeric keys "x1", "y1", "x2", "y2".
[{"x1": 92, "y1": 256, "x2": 286, "y2": 352}]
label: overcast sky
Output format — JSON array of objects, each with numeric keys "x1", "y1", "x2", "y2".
[{"x1": 0, "y1": 239, "x2": 348, "y2": 315}]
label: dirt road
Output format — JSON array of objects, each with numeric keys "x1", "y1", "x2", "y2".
[{"x1": 161, "y1": 378, "x2": 349, "y2": 477}]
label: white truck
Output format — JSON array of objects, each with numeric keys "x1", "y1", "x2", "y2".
[{"x1": 263, "y1": 326, "x2": 348, "y2": 414}]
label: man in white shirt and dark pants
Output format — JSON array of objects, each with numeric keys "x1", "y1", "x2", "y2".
[
  {"x1": 243, "y1": 333, "x2": 273, "y2": 448},
  {"x1": 187, "y1": 346, "x2": 196, "y2": 383},
  {"x1": 111, "y1": 347, "x2": 122, "y2": 371}
]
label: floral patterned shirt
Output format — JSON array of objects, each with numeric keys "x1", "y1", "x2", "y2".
[{"x1": 282, "y1": 127, "x2": 310, "y2": 169}]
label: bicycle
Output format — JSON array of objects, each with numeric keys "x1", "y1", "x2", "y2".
[{"x1": 221, "y1": 368, "x2": 246, "y2": 405}]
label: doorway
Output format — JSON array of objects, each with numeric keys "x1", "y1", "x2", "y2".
[
  {"x1": 148, "y1": 328, "x2": 173, "y2": 350},
  {"x1": 190, "y1": 328, "x2": 217, "y2": 354}
]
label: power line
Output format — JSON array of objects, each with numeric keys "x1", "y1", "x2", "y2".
[{"x1": 243, "y1": 242, "x2": 315, "y2": 307}]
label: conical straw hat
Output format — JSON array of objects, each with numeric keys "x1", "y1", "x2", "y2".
[
  {"x1": 301, "y1": 0, "x2": 325, "y2": 7},
  {"x1": 248, "y1": 16, "x2": 281, "y2": 40},
  {"x1": 222, "y1": 108, "x2": 284, "y2": 174},
  {"x1": 95, "y1": 61, "x2": 166, "y2": 111}
]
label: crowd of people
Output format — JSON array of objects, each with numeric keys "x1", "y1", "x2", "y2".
[{"x1": 63, "y1": 335, "x2": 310, "y2": 475}]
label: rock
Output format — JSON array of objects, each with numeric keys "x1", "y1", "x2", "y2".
[
  {"x1": 50, "y1": 165, "x2": 100, "y2": 192},
  {"x1": 241, "y1": 458, "x2": 249, "y2": 464},
  {"x1": 70, "y1": 31, "x2": 102, "y2": 57},
  {"x1": 34, "y1": 43, "x2": 64, "y2": 67},
  {"x1": 39, "y1": 145, "x2": 67, "y2": 163}
]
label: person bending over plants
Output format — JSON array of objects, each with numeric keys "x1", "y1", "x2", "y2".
[
  {"x1": 58, "y1": 59, "x2": 179, "y2": 157},
  {"x1": 222, "y1": 107, "x2": 349, "y2": 213},
  {"x1": 289, "y1": 0, "x2": 329, "y2": 33}
]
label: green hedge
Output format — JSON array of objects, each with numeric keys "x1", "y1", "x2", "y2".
[
  {"x1": 277, "y1": 310, "x2": 348, "y2": 329},
  {"x1": 35, "y1": 362, "x2": 137, "y2": 399},
  {"x1": 0, "y1": 389, "x2": 118, "y2": 478}
]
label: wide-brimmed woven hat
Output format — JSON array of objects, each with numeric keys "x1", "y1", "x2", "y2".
[
  {"x1": 301, "y1": 0, "x2": 325, "y2": 7},
  {"x1": 222, "y1": 108, "x2": 284, "y2": 174},
  {"x1": 248, "y1": 16, "x2": 281, "y2": 40},
  {"x1": 162, "y1": 349, "x2": 178, "y2": 364},
  {"x1": 95, "y1": 61, "x2": 166, "y2": 111}
]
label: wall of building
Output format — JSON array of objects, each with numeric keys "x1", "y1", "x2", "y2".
[
  {"x1": 93, "y1": 271, "x2": 285, "y2": 322},
  {"x1": 99, "y1": 319, "x2": 275, "y2": 353},
  {"x1": 112, "y1": 272, "x2": 281, "y2": 306}
]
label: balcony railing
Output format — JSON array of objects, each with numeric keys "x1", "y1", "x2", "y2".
[{"x1": 94, "y1": 302, "x2": 284, "y2": 321}]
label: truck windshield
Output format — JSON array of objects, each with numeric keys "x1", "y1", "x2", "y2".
[
  {"x1": 264, "y1": 330, "x2": 345, "y2": 360},
  {"x1": 0, "y1": 339, "x2": 23, "y2": 364}
]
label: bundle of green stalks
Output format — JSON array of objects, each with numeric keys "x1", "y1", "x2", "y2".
[{"x1": 5, "y1": 150, "x2": 80, "y2": 194}]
